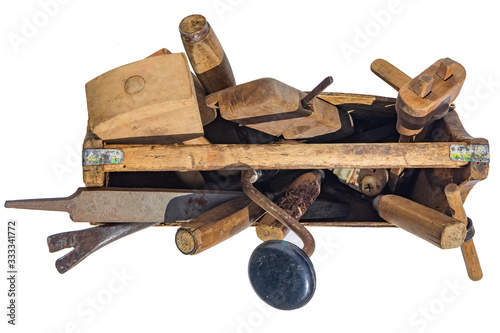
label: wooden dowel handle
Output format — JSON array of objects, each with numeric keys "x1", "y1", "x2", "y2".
[
  {"x1": 444, "y1": 183, "x2": 483, "y2": 281},
  {"x1": 179, "y1": 14, "x2": 236, "y2": 93},
  {"x1": 373, "y1": 195, "x2": 466, "y2": 249},
  {"x1": 370, "y1": 59, "x2": 412, "y2": 91},
  {"x1": 444, "y1": 183, "x2": 467, "y2": 222},
  {"x1": 461, "y1": 239, "x2": 483, "y2": 281},
  {"x1": 175, "y1": 197, "x2": 264, "y2": 255}
]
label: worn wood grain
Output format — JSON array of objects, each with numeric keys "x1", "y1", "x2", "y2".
[
  {"x1": 396, "y1": 58, "x2": 466, "y2": 136},
  {"x1": 444, "y1": 183, "x2": 483, "y2": 281},
  {"x1": 180, "y1": 14, "x2": 236, "y2": 93},
  {"x1": 409, "y1": 110, "x2": 489, "y2": 212},
  {"x1": 371, "y1": 59, "x2": 412, "y2": 91},
  {"x1": 86, "y1": 52, "x2": 204, "y2": 142},
  {"x1": 147, "y1": 48, "x2": 216, "y2": 126},
  {"x1": 82, "y1": 126, "x2": 107, "y2": 187},
  {"x1": 374, "y1": 194, "x2": 466, "y2": 249},
  {"x1": 102, "y1": 142, "x2": 468, "y2": 172},
  {"x1": 176, "y1": 197, "x2": 264, "y2": 254}
]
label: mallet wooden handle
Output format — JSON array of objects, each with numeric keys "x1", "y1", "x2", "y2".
[
  {"x1": 175, "y1": 197, "x2": 264, "y2": 255},
  {"x1": 444, "y1": 183, "x2": 483, "y2": 281},
  {"x1": 179, "y1": 14, "x2": 236, "y2": 93},
  {"x1": 373, "y1": 195, "x2": 466, "y2": 249}
]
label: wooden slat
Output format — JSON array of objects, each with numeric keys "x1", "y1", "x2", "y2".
[
  {"x1": 101, "y1": 142, "x2": 468, "y2": 172},
  {"x1": 92, "y1": 221, "x2": 395, "y2": 227}
]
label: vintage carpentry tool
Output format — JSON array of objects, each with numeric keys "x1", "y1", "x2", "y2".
[
  {"x1": 5, "y1": 188, "x2": 243, "y2": 223},
  {"x1": 373, "y1": 194, "x2": 466, "y2": 249},
  {"x1": 179, "y1": 14, "x2": 236, "y2": 94},
  {"x1": 444, "y1": 183, "x2": 483, "y2": 281},
  {"x1": 255, "y1": 171, "x2": 324, "y2": 241},
  {"x1": 86, "y1": 52, "x2": 206, "y2": 144},
  {"x1": 146, "y1": 48, "x2": 217, "y2": 127},
  {"x1": 48, "y1": 223, "x2": 158, "y2": 274},
  {"x1": 371, "y1": 58, "x2": 465, "y2": 137},
  {"x1": 176, "y1": 197, "x2": 264, "y2": 255},
  {"x1": 5, "y1": 10, "x2": 492, "y2": 311},
  {"x1": 206, "y1": 77, "x2": 354, "y2": 140},
  {"x1": 241, "y1": 170, "x2": 317, "y2": 310}
]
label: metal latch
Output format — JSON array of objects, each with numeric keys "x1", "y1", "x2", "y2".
[
  {"x1": 450, "y1": 145, "x2": 490, "y2": 162},
  {"x1": 83, "y1": 149, "x2": 124, "y2": 166}
]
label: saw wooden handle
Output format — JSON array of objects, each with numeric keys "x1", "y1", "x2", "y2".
[
  {"x1": 373, "y1": 195, "x2": 466, "y2": 249},
  {"x1": 444, "y1": 183, "x2": 483, "y2": 281},
  {"x1": 175, "y1": 197, "x2": 264, "y2": 255}
]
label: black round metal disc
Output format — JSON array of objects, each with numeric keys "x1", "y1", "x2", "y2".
[{"x1": 248, "y1": 240, "x2": 316, "y2": 310}]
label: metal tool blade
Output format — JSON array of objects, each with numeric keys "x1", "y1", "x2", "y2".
[{"x1": 5, "y1": 188, "x2": 244, "y2": 223}]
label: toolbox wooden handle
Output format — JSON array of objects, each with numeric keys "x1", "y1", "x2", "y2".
[
  {"x1": 444, "y1": 183, "x2": 483, "y2": 281},
  {"x1": 373, "y1": 194, "x2": 466, "y2": 249},
  {"x1": 176, "y1": 197, "x2": 264, "y2": 255}
]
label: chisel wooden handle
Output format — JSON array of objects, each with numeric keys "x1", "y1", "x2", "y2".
[
  {"x1": 179, "y1": 14, "x2": 236, "y2": 93},
  {"x1": 444, "y1": 183, "x2": 483, "y2": 281},
  {"x1": 176, "y1": 197, "x2": 264, "y2": 255},
  {"x1": 373, "y1": 195, "x2": 466, "y2": 249}
]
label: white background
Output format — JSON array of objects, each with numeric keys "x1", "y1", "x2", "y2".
[{"x1": 1, "y1": 1, "x2": 499, "y2": 332}]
